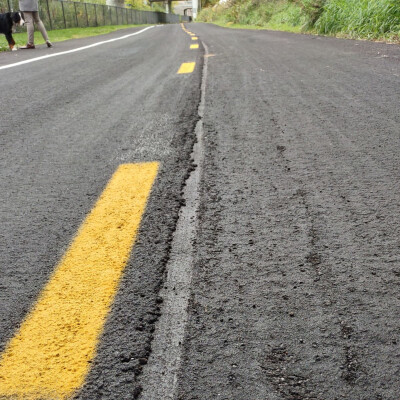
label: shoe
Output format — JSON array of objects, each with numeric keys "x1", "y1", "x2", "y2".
[
  {"x1": 46, "y1": 41, "x2": 53, "y2": 48},
  {"x1": 20, "y1": 43, "x2": 35, "y2": 49}
]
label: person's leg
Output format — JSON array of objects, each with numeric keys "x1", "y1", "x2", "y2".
[
  {"x1": 32, "y1": 12, "x2": 50, "y2": 43},
  {"x1": 24, "y1": 12, "x2": 35, "y2": 46}
]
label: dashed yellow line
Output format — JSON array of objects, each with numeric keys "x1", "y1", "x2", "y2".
[
  {"x1": 191, "y1": 37, "x2": 198, "y2": 40},
  {"x1": 181, "y1": 24, "x2": 196, "y2": 37},
  {"x1": 190, "y1": 44, "x2": 199, "y2": 49},
  {"x1": 0, "y1": 162, "x2": 159, "y2": 400},
  {"x1": 177, "y1": 62, "x2": 196, "y2": 74}
]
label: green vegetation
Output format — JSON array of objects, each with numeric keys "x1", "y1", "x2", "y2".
[
  {"x1": 149, "y1": 2, "x2": 167, "y2": 12},
  {"x1": 315, "y1": 0, "x2": 400, "y2": 39},
  {"x1": 0, "y1": 24, "x2": 148, "y2": 52},
  {"x1": 199, "y1": 0, "x2": 305, "y2": 32},
  {"x1": 198, "y1": 0, "x2": 400, "y2": 41},
  {"x1": 125, "y1": 0, "x2": 166, "y2": 12}
]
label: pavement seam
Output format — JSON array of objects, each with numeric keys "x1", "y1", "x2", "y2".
[{"x1": 138, "y1": 38, "x2": 209, "y2": 400}]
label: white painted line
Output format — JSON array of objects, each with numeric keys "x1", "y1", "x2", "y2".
[{"x1": 0, "y1": 26, "x2": 154, "y2": 71}]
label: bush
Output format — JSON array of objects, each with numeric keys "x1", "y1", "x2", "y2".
[
  {"x1": 269, "y1": 2, "x2": 306, "y2": 27},
  {"x1": 197, "y1": 0, "x2": 400, "y2": 40},
  {"x1": 315, "y1": 0, "x2": 400, "y2": 38},
  {"x1": 198, "y1": 0, "x2": 304, "y2": 27},
  {"x1": 300, "y1": 0, "x2": 326, "y2": 27}
]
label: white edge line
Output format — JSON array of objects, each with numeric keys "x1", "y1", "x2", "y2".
[{"x1": 0, "y1": 26, "x2": 154, "y2": 71}]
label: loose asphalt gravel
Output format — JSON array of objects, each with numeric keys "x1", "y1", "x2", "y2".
[{"x1": 0, "y1": 22, "x2": 399, "y2": 400}]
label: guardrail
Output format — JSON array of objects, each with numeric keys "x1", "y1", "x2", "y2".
[{"x1": 0, "y1": 0, "x2": 189, "y2": 31}]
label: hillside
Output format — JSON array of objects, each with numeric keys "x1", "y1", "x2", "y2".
[{"x1": 198, "y1": 0, "x2": 400, "y2": 41}]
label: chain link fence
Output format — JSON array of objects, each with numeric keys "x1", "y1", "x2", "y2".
[{"x1": 0, "y1": 0, "x2": 189, "y2": 31}]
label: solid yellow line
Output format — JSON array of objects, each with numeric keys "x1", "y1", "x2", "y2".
[
  {"x1": 177, "y1": 62, "x2": 196, "y2": 74},
  {"x1": 191, "y1": 36, "x2": 198, "y2": 40},
  {"x1": 0, "y1": 162, "x2": 159, "y2": 400},
  {"x1": 190, "y1": 44, "x2": 199, "y2": 49}
]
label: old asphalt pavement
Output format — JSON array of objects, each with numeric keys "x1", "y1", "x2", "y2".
[{"x1": 0, "y1": 22, "x2": 399, "y2": 400}]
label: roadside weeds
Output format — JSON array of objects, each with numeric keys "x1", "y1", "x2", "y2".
[{"x1": 201, "y1": 22, "x2": 400, "y2": 45}]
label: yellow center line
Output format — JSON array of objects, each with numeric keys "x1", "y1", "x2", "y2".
[
  {"x1": 191, "y1": 37, "x2": 198, "y2": 40},
  {"x1": 190, "y1": 44, "x2": 199, "y2": 49},
  {"x1": 177, "y1": 62, "x2": 196, "y2": 74},
  {"x1": 0, "y1": 162, "x2": 159, "y2": 400}
]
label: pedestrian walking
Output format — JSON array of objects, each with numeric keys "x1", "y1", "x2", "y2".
[{"x1": 19, "y1": 0, "x2": 52, "y2": 49}]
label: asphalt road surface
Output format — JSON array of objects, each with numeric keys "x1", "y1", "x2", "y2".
[{"x1": 0, "y1": 22, "x2": 399, "y2": 400}]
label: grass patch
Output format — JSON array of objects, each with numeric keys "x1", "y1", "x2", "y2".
[{"x1": 0, "y1": 24, "x2": 149, "y2": 52}]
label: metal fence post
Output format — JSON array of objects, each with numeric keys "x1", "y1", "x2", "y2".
[
  {"x1": 61, "y1": 0, "x2": 66, "y2": 29},
  {"x1": 45, "y1": 0, "x2": 53, "y2": 30},
  {"x1": 102, "y1": 4, "x2": 105, "y2": 26},
  {"x1": 116, "y1": 7, "x2": 118, "y2": 25},
  {"x1": 74, "y1": 2, "x2": 78, "y2": 27},
  {"x1": 84, "y1": 2, "x2": 88, "y2": 26},
  {"x1": 94, "y1": 4, "x2": 97, "y2": 26}
]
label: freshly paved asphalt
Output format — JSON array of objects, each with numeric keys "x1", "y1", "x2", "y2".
[{"x1": 1, "y1": 22, "x2": 399, "y2": 400}]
